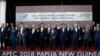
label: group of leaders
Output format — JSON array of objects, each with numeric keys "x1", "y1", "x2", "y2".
[{"x1": 0, "y1": 22, "x2": 100, "y2": 50}]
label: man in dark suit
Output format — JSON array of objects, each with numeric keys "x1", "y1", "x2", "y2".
[
  {"x1": 35, "y1": 25, "x2": 40, "y2": 47},
  {"x1": 30, "y1": 24, "x2": 37, "y2": 50},
  {"x1": 0, "y1": 23, "x2": 7, "y2": 50},
  {"x1": 39, "y1": 23, "x2": 46, "y2": 50},
  {"x1": 66, "y1": 24, "x2": 72, "y2": 48},
  {"x1": 94, "y1": 23, "x2": 100, "y2": 50},
  {"x1": 83, "y1": 24, "x2": 91, "y2": 50},
  {"x1": 55, "y1": 24, "x2": 60, "y2": 49},
  {"x1": 59, "y1": 23, "x2": 67, "y2": 50},
  {"x1": 24, "y1": 25, "x2": 30, "y2": 48},
  {"x1": 18, "y1": 22, "x2": 26, "y2": 48},
  {"x1": 72, "y1": 23, "x2": 80, "y2": 50},
  {"x1": 78, "y1": 24, "x2": 83, "y2": 48},
  {"x1": 90, "y1": 21, "x2": 95, "y2": 47},
  {"x1": 5, "y1": 23, "x2": 10, "y2": 47},
  {"x1": 49, "y1": 25, "x2": 57, "y2": 50},
  {"x1": 45, "y1": 24, "x2": 50, "y2": 47}
]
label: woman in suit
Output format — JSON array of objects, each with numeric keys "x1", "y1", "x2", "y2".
[{"x1": 10, "y1": 26, "x2": 17, "y2": 50}]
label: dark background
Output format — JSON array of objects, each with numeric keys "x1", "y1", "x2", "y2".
[{"x1": 6, "y1": 0, "x2": 99, "y2": 24}]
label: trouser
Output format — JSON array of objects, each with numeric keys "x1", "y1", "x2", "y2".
[
  {"x1": 95, "y1": 38, "x2": 100, "y2": 50},
  {"x1": 72, "y1": 38, "x2": 78, "y2": 50},
  {"x1": 45, "y1": 36, "x2": 49, "y2": 47},
  {"x1": 25, "y1": 37, "x2": 30, "y2": 48},
  {"x1": 83, "y1": 39, "x2": 89, "y2": 49},
  {"x1": 1, "y1": 38, "x2": 6, "y2": 50},
  {"x1": 30, "y1": 38, "x2": 35, "y2": 50},
  {"x1": 50, "y1": 39, "x2": 56, "y2": 50},
  {"x1": 11, "y1": 39, "x2": 16, "y2": 50},
  {"x1": 60, "y1": 39, "x2": 66, "y2": 50},
  {"x1": 19, "y1": 35, "x2": 25, "y2": 48},
  {"x1": 40, "y1": 38, "x2": 45, "y2": 50}
]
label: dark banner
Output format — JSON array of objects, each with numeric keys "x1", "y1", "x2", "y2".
[{"x1": 0, "y1": 51, "x2": 100, "y2": 56}]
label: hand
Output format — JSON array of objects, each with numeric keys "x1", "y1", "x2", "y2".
[
  {"x1": 89, "y1": 39, "x2": 91, "y2": 41},
  {"x1": 79, "y1": 38, "x2": 81, "y2": 40},
  {"x1": 5, "y1": 37, "x2": 8, "y2": 38},
  {"x1": 66, "y1": 38, "x2": 67, "y2": 40},
  {"x1": 53, "y1": 37, "x2": 55, "y2": 39},
  {"x1": 22, "y1": 34, "x2": 24, "y2": 36},
  {"x1": 45, "y1": 37, "x2": 47, "y2": 39}
]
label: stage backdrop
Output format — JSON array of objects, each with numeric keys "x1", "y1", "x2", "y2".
[{"x1": 16, "y1": 5, "x2": 92, "y2": 26}]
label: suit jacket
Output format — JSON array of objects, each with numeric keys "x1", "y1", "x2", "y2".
[
  {"x1": 66, "y1": 28, "x2": 72, "y2": 38},
  {"x1": 55, "y1": 28, "x2": 60, "y2": 39},
  {"x1": 39, "y1": 28, "x2": 46, "y2": 39},
  {"x1": 24, "y1": 28, "x2": 30, "y2": 38},
  {"x1": 45, "y1": 28, "x2": 50, "y2": 39},
  {"x1": 30, "y1": 29, "x2": 37, "y2": 40},
  {"x1": 83, "y1": 29, "x2": 91, "y2": 40},
  {"x1": 95, "y1": 29, "x2": 100, "y2": 39},
  {"x1": 49, "y1": 29, "x2": 57, "y2": 40},
  {"x1": 0, "y1": 27, "x2": 7, "y2": 39},
  {"x1": 19, "y1": 27, "x2": 26, "y2": 36},
  {"x1": 10, "y1": 29, "x2": 17, "y2": 40},
  {"x1": 72, "y1": 28, "x2": 80, "y2": 39},
  {"x1": 59, "y1": 28, "x2": 67, "y2": 40}
]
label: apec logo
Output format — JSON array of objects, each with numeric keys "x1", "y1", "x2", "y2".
[
  {"x1": 79, "y1": 12, "x2": 91, "y2": 18},
  {"x1": 19, "y1": 13, "x2": 28, "y2": 19},
  {"x1": 83, "y1": 13, "x2": 91, "y2": 18}
]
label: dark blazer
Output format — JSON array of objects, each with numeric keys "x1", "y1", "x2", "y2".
[
  {"x1": 39, "y1": 28, "x2": 46, "y2": 39},
  {"x1": 10, "y1": 29, "x2": 17, "y2": 40},
  {"x1": 24, "y1": 28, "x2": 30, "y2": 38},
  {"x1": 95, "y1": 29, "x2": 100, "y2": 39},
  {"x1": 59, "y1": 28, "x2": 67, "y2": 40},
  {"x1": 83, "y1": 29, "x2": 91, "y2": 40},
  {"x1": 66, "y1": 28, "x2": 72, "y2": 38},
  {"x1": 0, "y1": 27, "x2": 7, "y2": 39},
  {"x1": 45, "y1": 28, "x2": 50, "y2": 39},
  {"x1": 72, "y1": 28, "x2": 80, "y2": 39},
  {"x1": 49, "y1": 29, "x2": 57, "y2": 40},
  {"x1": 19, "y1": 27, "x2": 26, "y2": 35},
  {"x1": 30, "y1": 29, "x2": 37, "y2": 40}
]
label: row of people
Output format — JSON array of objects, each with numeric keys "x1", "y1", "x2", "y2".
[{"x1": 0, "y1": 22, "x2": 100, "y2": 50}]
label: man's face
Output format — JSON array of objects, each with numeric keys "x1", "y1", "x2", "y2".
[
  {"x1": 62, "y1": 24, "x2": 65, "y2": 28},
  {"x1": 1, "y1": 23, "x2": 4, "y2": 27},
  {"x1": 19, "y1": 24, "x2": 23, "y2": 27},
  {"x1": 67, "y1": 24, "x2": 70, "y2": 27},
  {"x1": 96, "y1": 24, "x2": 100, "y2": 27},
  {"x1": 25, "y1": 25, "x2": 28, "y2": 28},
  {"x1": 51, "y1": 26, "x2": 54, "y2": 30},
  {"x1": 74, "y1": 23, "x2": 78, "y2": 28},
  {"x1": 11, "y1": 23, "x2": 13, "y2": 26},
  {"x1": 32, "y1": 24, "x2": 35, "y2": 28},
  {"x1": 6, "y1": 23, "x2": 9, "y2": 26},
  {"x1": 41, "y1": 24, "x2": 44, "y2": 28},
  {"x1": 92, "y1": 21, "x2": 95, "y2": 25}
]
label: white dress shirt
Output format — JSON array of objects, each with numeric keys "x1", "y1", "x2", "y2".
[
  {"x1": 1, "y1": 27, "x2": 4, "y2": 32},
  {"x1": 67, "y1": 28, "x2": 70, "y2": 31},
  {"x1": 75, "y1": 28, "x2": 78, "y2": 32},
  {"x1": 62, "y1": 28, "x2": 65, "y2": 32},
  {"x1": 41, "y1": 28, "x2": 43, "y2": 32},
  {"x1": 32, "y1": 29, "x2": 35, "y2": 34},
  {"x1": 48, "y1": 27, "x2": 50, "y2": 33},
  {"x1": 52, "y1": 30, "x2": 54, "y2": 34},
  {"x1": 20, "y1": 27, "x2": 23, "y2": 34}
]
